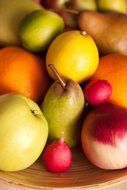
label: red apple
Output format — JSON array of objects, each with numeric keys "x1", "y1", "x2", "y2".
[{"x1": 81, "y1": 103, "x2": 127, "y2": 169}]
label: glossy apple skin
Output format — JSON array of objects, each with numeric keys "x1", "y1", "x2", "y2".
[
  {"x1": 81, "y1": 103, "x2": 127, "y2": 169},
  {"x1": 0, "y1": 93, "x2": 48, "y2": 171}
]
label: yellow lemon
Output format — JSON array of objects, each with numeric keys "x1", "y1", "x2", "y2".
[{"x1": 46, "y1": 30, "x2": 99, "y2": 83}]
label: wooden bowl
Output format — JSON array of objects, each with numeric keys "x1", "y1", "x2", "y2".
[{"x1": 0, "y1": 148, "x2": 127, "y2": 190}]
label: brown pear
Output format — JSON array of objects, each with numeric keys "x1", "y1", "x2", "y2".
[{"x1": 78, "y1": 11, "x2": 127, "y2": 55}]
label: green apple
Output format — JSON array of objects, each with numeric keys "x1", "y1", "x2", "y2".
[
  {"x1": 19, "y1": 9, "x2": 64, "y2": 52},
  {"x1": 0, "y1": 93, "x2": 48, "y2": 171}
]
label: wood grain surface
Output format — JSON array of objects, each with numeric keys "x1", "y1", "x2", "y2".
[{"x1": 0, "y1": 148, "x2": 127, "y2": 190}]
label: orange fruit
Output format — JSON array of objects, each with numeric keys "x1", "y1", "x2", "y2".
[
  {"x1": 0, "y1": 46, "x2": 51, "y2": 102},
  {"x1": 91, "y1": 53, "x2": 127, "y2": 109}
]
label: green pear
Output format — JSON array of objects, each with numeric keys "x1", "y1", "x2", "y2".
[
  {"x1": 19, "y1": 9, "x2": 64, "y2": 52},
  {"x1": 97, "y1": 0, "x2": 126, "y2": 13},
  {"x1": 0, "y1": 93, "x2": 48, "y2": 171},
  {"x1": 78, "y1": 10, "x2": 127, "y2": 55},
  {"x1": 41, "y1": 65, "x2": 85, "y2": 147},
  {"x1": 0, "y1": 0, "x2": 43, "y2": 47}
]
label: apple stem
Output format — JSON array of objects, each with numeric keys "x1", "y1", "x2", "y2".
[
  {"x1": 48, "y1": 64, "x2": 66, "y2": 89},
  {"x1": 31, "y1": 109, "x2": 38, "y2": 115}
]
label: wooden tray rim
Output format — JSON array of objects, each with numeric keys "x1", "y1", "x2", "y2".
[{"x1": 0, "y1": 172, "x2": 127, "y2": 190}]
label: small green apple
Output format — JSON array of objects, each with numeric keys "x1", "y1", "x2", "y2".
[
  {"x1": 0, "y1": 93, "x2": 48, "y2": 171},
  {"x1": 19, "y1": 9, "x2": 64, "y2": 52}
]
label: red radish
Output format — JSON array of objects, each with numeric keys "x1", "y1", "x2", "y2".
[
  {"x1": 42, "y1": 138, "x2": 72, "y2": 173},
  {"x1": 84, "y1": 80, "x2": 112, "y2": 106}
]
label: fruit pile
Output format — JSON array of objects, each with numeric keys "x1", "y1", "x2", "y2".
[{"x1": 0, "y1": 0, "x2": 127, "y2": 173}]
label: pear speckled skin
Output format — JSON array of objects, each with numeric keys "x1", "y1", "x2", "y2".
[{"x1": 41, "y1": 80, "x2": 85, "y2": 147}]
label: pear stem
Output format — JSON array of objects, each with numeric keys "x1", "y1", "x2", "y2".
[{"x1": 48, "y1": 64, "x2": 66, "y2": 89}]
